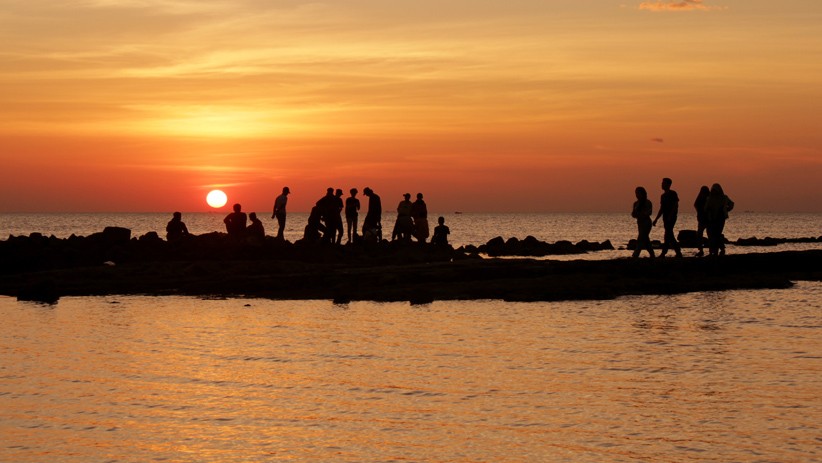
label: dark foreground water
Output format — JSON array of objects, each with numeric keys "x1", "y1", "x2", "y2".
[{"x1": 2, "y1": 282, "x2": 820, "y2": 462}]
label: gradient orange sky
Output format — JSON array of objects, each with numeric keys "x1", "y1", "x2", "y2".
[{"x1": 1, "y1": 0, "x2": 820, "y2": 213}]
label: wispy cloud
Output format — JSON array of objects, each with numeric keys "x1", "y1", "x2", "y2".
[{"x1": 639, "y1": 0, "x2": 725, "y2": 12}]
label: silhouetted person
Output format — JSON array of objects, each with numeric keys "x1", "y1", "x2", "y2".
[
  {"x1": 316, "y1": 187, "x2": 337, "y2": 243},
  {"x1": 652, "y1": 177, "x2": 682, "y2": 258},
  {"x1": 431, "y1": 216, "x2": 450, "y2": 246},
  {"x1": 165, "y1": 211, "x2": 189, "y2": 242},
  {"x1": 393, "y1": 193, "x2": 414, "y2": 242},
  {"x1": 345, "y1": 188, "x2": 360, "y2": 243},
  {"x1": 362, "y1": 187, "x2": 382, "y2": 242},
  {"x1": 411, "y1": 192, "x2": 429, "y2": 243},
  {"x1": 224, "y1": 203, "x2": 247, "y2": 239},
  {"x1": 332, "y1": 189, "x2": 344, "y2": 244},
  {"x1": 247, "y1": 212, "x2": 265, "y2": 242},
  {"x1": 272, "y1": 186, "x2": 289, "y2": 240},
  {"x1": 704, "y1": 183, "x2": 734, "y2": 257},
  {"x1": 693, "y1": 185, "x2": 710, "y2": 256},
  {"x1": 303, "y1": 206, "x2": 326, "y2": 242},
  {"x1": 632, "y1": 187, "x2": 655, "y2": 258}
]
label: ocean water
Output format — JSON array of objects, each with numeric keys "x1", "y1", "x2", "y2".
[
  {"x1": 1, "y1": 284, "x2": 820, "y2": 462},
  {"x1": 1, "y1": 212, "x2": 820, "y2": 259},
  {"x1": 2, "y1": 213, "x2": 820, "y2": 462}
]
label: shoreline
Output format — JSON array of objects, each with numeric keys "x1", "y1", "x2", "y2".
[{"x1": 3, "y1": 247, "x2": 820, "y2": 304}]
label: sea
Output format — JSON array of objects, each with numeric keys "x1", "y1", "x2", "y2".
[{"x1": 1, "y1": 212, "x2": 820, "y2": 462}]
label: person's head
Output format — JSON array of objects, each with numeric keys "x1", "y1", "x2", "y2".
[
  {"x1": 364, "y1": 187, "x2": 373, "y2": 196},
  {"x1": 438, "y1": 216, "x2": 445, "y2": 225},
  {"x1": 416, "y1": 192, "x2": 423, "y2": 200},
  {"x1": 635, "y1": 186, "x2": 647, "y2": 200},
  {"x1": 173, "y1": 211, "x2": 182, "y2": 220},
  {"x1": 249, "y1": 212, "x2": 257, "y2": 221},
  {"x1": 283, "y1": 186, "x2": 290, "y2": 195},
  {"x1": 403, "y1": 193, "x2": 411, "y2": 200},
  {"x1": 326, "y1": 187, "x2": 334, "y2": 195},
  {"x1": 710, "y1": 183, "x2": 724, "y2": 196},
  {"x1": 335, "y1": 188, "x2": 343, "y2": 197},
  {"x1": 233, "y1": 203, "x2": 242, "y2": 212},
  {"x1": 699, "y1": 185, "x2": 710, "y2": 197},
  {"x1": 350, "y1": 188, "x2": 358, "y2": 196},
  {"x1": 661, "y1": 178, "x2": 672, "y2": 190}
]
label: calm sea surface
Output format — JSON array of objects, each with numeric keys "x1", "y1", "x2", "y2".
[{"x1": 1, "y1": 284, "x2": 821, "y2": 463}]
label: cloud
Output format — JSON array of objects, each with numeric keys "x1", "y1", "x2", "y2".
[{"x1": 639, "y1": 0, "x2": 725, "y2": 12}]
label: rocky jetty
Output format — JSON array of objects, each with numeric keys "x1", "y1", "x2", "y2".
[
  {"x1": 2, "y1": 228, "x2": 820, "y2": 304},
  {"x1": 627, "y1": 230, "x2": 822, "y2": 250},
  {"x1": 733, "y1": 236, "x2": 822, "y2": 246},
  {"x1": 466, "y1": 236, "x2": 614, "y2": 257}
]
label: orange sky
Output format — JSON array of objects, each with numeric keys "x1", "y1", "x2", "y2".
[{"x1": 1, "y1": 0, "x2": 820, "y2": 213}]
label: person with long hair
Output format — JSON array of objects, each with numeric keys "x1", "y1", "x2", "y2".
[
  {"x1": 704, "y1": 183, "x2": 734, "y2": 256},
  {"x1": 632, "y1": 186, "x2": 655, "y2": 258},
  {"x1": 693, "y1": 185, "x2": 710, "y2": 256}
]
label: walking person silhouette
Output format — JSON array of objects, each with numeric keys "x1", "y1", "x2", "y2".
[
  {"x1": 652, "y1": 177, "x2": 682, "y2": 258},
  {"x1": 632, "y1": 187, "x2": 655, "y2": 258}
]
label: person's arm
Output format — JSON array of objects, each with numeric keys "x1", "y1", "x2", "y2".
[{"x1": 652, "y1": 197, "x2": 663, "y2": 225}]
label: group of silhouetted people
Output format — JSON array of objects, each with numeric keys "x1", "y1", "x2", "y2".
[
  {"x1": 166, "y1": 186, "x2": 450, "y2": 247},
  {"x1": 302, "y1": 187, "x2": 446, "y2": 245},
  {"x1": 632, "y1": 178, "x2": 734, "y2": 258}
]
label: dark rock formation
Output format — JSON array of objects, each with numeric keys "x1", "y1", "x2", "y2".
[
  {"x1": 734, "y1": 236, "x2": 822, "y2": 246},
  {"x1": 476, "y1": 235, "x2": 614, "y2": 256},
  {"x1": 2, "y1": 228, "x2": 820, "y2": 304}
]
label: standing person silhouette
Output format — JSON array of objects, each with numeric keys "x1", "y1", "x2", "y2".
[
  {"x1": 271, "y1": 186, "x2": 290, "y2": 240},
  {"x1": 693, "y1": 185, "x2": 710, "y2": 256},
  {"x1": 632, "y1": 187, "x2": 655, "y2": 258},
  {"x1": 165, "y1": 212, "x2": 189, "y2": 242},
  {"x1": 224, "y1": 203, "x2": 247, "y2": 239},
  {"x1": 411, "y1": 192, "x2": 429, "y2": 243},
  {"x1": 393, "y1": 193, "x2": 414, "y2": 242},
  {"x1": 315, "y1": 187, "x2": 337, "y2": 243},
  {"x1": 362, "y1": 187, "x2": 382, "y2": 242},
  {"x1": 704, "y1": 183, "x2": 734, "y2": 257},
  {"x1": 333, "y1": 188, "x2": 345, "y2": 244},
  {"x1": 345, "y1": 188, "x2": 360, "y2": 244},
  {"x1": 652, "y1": 177, "x2": 682, "y2": 258}
]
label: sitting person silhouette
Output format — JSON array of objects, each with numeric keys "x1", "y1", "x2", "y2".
[
  {"x1": 224, "y1": 203, "x2": 247, "y2": 239},
  {"x1": 165, "y1": 212, "x2": 189, "y2": 242},
  {"x1": 303, "y1": 206, "x2": 327, "y2": 243},
  {"x1": 246, "y1": 212, "x2": 265, "y2": 242},
  {"x1": 431, "y1": 216, "x2": 450, "y2": 246}
]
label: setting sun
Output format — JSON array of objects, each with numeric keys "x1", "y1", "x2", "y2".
[{"x1": 206, "y1": 190, "x2": 228, "y2": 208}]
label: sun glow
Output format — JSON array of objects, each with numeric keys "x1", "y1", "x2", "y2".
[{"x1": 206, "y1": 190, "x2": 228, "y2": 208}]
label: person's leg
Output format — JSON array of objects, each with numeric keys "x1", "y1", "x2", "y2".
[
  {"x1": 666, "y1": 223, "x2": 682, "y2": 257},
  {"x1": 718, "y1": 219, "x2": 727, "y2": 256}
]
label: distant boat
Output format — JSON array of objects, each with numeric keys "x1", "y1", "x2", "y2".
[{"x1": 454, "y1": 211, "x2": 463, "y2": 214}]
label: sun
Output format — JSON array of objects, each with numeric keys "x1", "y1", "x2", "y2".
[{"x1": 206, "y1": 189, "x2": 228, "y2": 208}]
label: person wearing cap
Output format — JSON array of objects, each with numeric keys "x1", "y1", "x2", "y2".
[{"x1": 272, "y1": 186, "x2": 290, "y2": 240}]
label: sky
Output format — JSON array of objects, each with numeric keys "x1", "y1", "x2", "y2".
[{"x1": 1, "y1": 0, "x2": 820, "y2": 213}]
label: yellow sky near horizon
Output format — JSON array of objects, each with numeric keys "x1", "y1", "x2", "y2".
[{"x1": 1, "y1": 0, "x2": 820, "y2": 213}]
